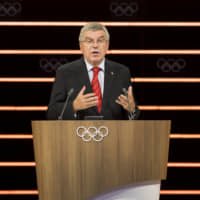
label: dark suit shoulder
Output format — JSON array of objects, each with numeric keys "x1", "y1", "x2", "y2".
[
  {"x1": 106, "y1": 59, "x2": 130, "y2": 73},
  {"x1": 57, "y1": 58, "x2": 83, "y2": 73}
]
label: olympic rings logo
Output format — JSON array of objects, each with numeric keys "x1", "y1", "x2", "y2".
[
  {"x1": 0, "y1": 1, "x2": 22, "y2": 17},
  {"x1": 40, "y1": 57, "x2": 68, "y2": 73},
  {"x1": 76, "y1": 126, "x2": 109, "y2": 142},
  {"x1": 110, "y1": 1, "x2": 138, "y2": 17},
  {"x1": 157, "y1": 58, "x2": 186, "y2": 72}
]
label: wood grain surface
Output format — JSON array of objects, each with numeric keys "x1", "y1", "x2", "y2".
[{"x1": 32, "y1": 120, "x2": 170, "y2": 200}]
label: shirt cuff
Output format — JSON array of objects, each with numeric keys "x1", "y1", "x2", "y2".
[
  {"x1": 128, "y1": 110, "x2": 136, "y2": 120},
  {"x1": 74, "y1": 112, "x2": 77, "y2": 119}
]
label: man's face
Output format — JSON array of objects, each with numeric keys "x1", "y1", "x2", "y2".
[{"x1": 80, "y1": 30, "x2": 109, "y2": 66}]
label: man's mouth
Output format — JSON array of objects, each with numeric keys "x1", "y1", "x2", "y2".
[{"x1": 91, "y1": 51, "x2": 100, "y2": 56}]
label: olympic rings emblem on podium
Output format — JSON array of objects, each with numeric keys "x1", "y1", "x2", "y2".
[{"x1": 76, "y1": 126, "x2": 109, "y2": 142}]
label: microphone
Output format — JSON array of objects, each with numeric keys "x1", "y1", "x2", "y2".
[
  {"x1": 122, "y1": 88, "x2": 134, "y2": 120},
  {"x1": 58, "y1": 88, "x2": 74, "y2": 120}
]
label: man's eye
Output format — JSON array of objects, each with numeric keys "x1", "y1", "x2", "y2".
[{"x1": 98, "y1": 38, "x2": 106, "y2": 43}]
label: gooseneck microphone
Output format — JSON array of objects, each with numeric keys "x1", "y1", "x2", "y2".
[
  {"x1": 58, "y1": 88, "x2": 74, "y2": 120},
  {"x1": 122, "y1": 88, "x2": 134, "y2": 120}
]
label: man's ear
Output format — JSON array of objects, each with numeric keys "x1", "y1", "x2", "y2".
[
  {"x1": 106, "y1": 41, "x2": 110, "y2": 52},
  {"x1": 79, "y1": 42, "x2": 83, "y2": 52}
]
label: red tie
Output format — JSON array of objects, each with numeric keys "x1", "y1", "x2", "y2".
[{"x1": 91, "y1": 67, "x2": 102, "y2": 113}]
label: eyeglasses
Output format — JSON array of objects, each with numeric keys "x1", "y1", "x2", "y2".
[{"x1": 81, "y1": 38, "x2": 107, "y2": 45}]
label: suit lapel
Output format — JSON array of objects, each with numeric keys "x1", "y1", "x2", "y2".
[
  {"x1": 77, "y1": 58, "x2": 99, "y2": 114},
  {"x1": 78, "y1": 58, "x2": 92, "y2": 93},
  {"x1": 101, "y1": 60, "x2": 117, "y2": 116}
]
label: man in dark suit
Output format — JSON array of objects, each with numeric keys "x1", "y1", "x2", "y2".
[{"x1": 47, "y1": 22, "x2": 140, "y2": 120}]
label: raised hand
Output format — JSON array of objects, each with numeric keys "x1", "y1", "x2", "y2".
[
  {"x1": 116, "y1": 86, "x2": 135, "y2": 112},
  {"x1": 73, "y1": 86, "x2": 98, "y2": 112}
]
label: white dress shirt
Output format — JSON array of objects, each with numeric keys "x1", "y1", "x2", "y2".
[{"x1": 84, "y1": 58, "x2": 105, "y2": 97}]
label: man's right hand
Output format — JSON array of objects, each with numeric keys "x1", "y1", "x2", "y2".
[{"x1": 72, "y1": 86, "x2": 98, "y2": 112}]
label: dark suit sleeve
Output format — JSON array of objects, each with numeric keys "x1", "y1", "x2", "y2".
[
  {"x1": 123, "y1": 67, "x2": 140, "y2": 120},
  {"x1": 46, "y1": 67, "x2": 76, "y2": 120}
]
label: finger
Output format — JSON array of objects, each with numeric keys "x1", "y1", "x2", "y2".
[
  {"x1": 86, "y1": 100, "x2": 98, "y2": 108},
  {"x1": 128, "y1": 86, "x2": 135, "y2": 104},
  {"x1": 119, "y1": 95, "x2": 128, "y2": 102},
  {"x1": 116, "y1": 99, "x2": 127, "y2": 108},
  {"x1": 83, "y1": 93, "x2": 97, "y2": 98},
  {"x1": 79, "y1": 85, "x2": 86, "y2": 95},
  {"x1": 128, "y1": 86, "x2": 133, "y2": 97},
  {"x1": 84, "y1": 96, "x2": 98, "y2": 103},
  {"x1": 118, "y1": 96, "x2": 129, "y2": 107},
  {"x1": 118, "y1": 95, "x2": 129, "y2": 106},
  {"x1": 116, "y1": 99, "x2": 122, "y2": 106}
]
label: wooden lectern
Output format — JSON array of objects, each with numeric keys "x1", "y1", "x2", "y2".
[{"x1": 32, "y1": 120, "x2": 171, "y2": 200}]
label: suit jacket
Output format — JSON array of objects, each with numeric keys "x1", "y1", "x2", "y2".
[{"x1": 47, "y1": 57, "x2": 140, "y2": 120}]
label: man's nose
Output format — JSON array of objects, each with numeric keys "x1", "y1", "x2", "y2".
[{"x1": 92, "y1": 41, "x2": 99, "y2": 47}]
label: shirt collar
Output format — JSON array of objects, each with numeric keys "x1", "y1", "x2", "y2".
[{"x1": 84, "y1": 58, "x2": 105, "y2": 72}]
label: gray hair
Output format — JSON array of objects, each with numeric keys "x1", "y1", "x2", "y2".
[{"x1": 79, "y1": 22, "x2": 110, "y2": 42}]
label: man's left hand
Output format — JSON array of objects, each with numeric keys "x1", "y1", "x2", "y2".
[{"x1": 116, "y1": 86, "x2": 135, "y2": 112}]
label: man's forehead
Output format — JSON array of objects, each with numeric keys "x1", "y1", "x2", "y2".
[{"x1": 83, "y1": 30, "x2": 106, "y2": 39}]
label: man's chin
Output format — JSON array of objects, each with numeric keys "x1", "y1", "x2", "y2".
[{"x1": 90, "y1": 58, "x2": 103, "y2": 66}]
